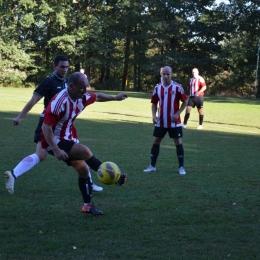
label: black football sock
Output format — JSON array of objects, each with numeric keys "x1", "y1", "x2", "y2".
[
  {"x1": 183, "y1": 113, "x2": 190, "y2": 125},
  {"x1": 199, "y1": 115, "x2": 204, "y2": 125},
  {"x1": 86, "y1": 156, "x2": 102, "y2": 172},
  {"x1": 151, "y1": 144, "x2": 160, "y2": 167},
  {"x1": 176, "y1": 144, "x2": 184, "y2": 168},
  {"x1": 78, "y1": 176, "x2": 92, "y2": 203}
]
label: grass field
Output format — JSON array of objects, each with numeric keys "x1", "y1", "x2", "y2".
[{"x1": 0, "y1": 87, "x2": 260, "y2": 260}]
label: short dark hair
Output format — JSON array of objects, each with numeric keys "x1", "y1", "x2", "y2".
[{"x1": 53, "y1": 55, "x2": 69, "y2": 66}]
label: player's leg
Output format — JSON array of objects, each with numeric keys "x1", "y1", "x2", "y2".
[
  {"x1": 197, "y1": 108, "x2": 204, "y2": 129},
  {"x1": 70, "y1": 160, "x2": 103, "y2": 216},
  {"x1": 4, "y1": 142, "x2": 48, "y2": 194},
  {"x1": 4, "y1": 116, "x2": 47, "y2": 194},
  {"x1": 196, "y1": 96, "x2": 204, "y2": 129},
  {"x1": 183, "y1": 98, "x2": 195, "y2": 128},
  {"x1": 143, "y1": 127, "x2": 165, "y2": 172},
  {"x1": 74, "y1": 144, "x2": 127, "y2": 186},
  {"x1": 170, "y1": 127, "x2": 186, "y2": 175},
  {"x1": 9, "y1": 117, "x2": 47, "y2": 178},
  {"x1": 54, "y1": 140, "x2": 103, "y2": 190},
  {"x1": 89, "y1": 169, "x2": 103, "y2": 192},
  {"x1": 15, "y1": 141, "x2": 47, "y2": 177},
  {"x1": 48, "y1": 141, "x2": 103, "y2": 216},
  {"x1": 60, "y1": 141, "x2": 126, "y2": 186}
]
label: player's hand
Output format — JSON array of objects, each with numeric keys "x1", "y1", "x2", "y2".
[
  {"x1": 171, "y1": 114, "x2": 179, "y2": 122},
  {"x1": 53, "y1": 148, "x2": 69, "y2": 161},
  {"x1": 116, "y1": 93, "x2": 128, "y2": 100},
  {"x1": 152, "y1": 116, "x2": 158, "y2": 124},
  {"x1": 13, "y1": 117, "x2": 22, "y2": 126}
]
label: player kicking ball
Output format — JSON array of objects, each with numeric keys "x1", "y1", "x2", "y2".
[{"x1": 41, "y1": 72, "x2": 127, "y2": 216}]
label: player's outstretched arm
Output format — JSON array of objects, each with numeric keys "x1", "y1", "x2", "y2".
[
  {"x1": 13, "y1": 94, "x2": 42, "y2": 126},
  {"x1": 95, "y1": 92, "x2": 128, "y2": 102}
]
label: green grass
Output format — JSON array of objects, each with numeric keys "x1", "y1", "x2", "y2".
[{"x1": 0, "y1": 87, "x2": 260, "y2": 260}]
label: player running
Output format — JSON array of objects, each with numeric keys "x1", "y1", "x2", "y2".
[{"x1": 4, "y1": 55, "x2": 103, "y2": 194}]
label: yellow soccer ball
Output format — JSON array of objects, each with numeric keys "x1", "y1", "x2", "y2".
[{"x1": 97, "y1": 162, "x2": 121, "y2": 185}]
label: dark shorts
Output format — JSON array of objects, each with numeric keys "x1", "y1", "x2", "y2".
[
  {"x1": 153, "y1": 126, "x2": 183, "y2": 139},
  {"x1": 187, "y1": 96, "x2": 204, "y2": 109},
  {"x1": 34, "y1": 117, "x2": 44, "y2": 143},
  {"x1": 47, "y1": 140, "x2": 77, "y2": 166}
]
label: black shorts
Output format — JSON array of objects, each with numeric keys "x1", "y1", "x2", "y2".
[
  {"x1": 153, "y1": 126, "x2": 183, "y2": 139},
  {"x1": 187, "y1": 96, "x2": 204, "y2": 109},
  {"x1": 34, "y1": 116, "x2": 44, "y2": 143},
  {"x1": 47, "y1": 140, "x2": 78, "y2": 166}
]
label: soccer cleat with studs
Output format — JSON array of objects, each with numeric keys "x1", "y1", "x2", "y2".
[
  {"x1": 82, "y1": 202, "x2": 103, "y2": 216},
  {"x1": 115, "y1": 173, "x2": 127, "y2": 186},
  {"x1": 4, "y1": 171, "x2": 15, "y2": 194},
  {"x1": 92, "y1": 183, "x2": 103, "y2": 192},
  {"x1": 143, "y1": 165, "x2": 156, "y2": 172},
  {"x1": 179, "y1": 166, "x2": 186, "y2": 175}
]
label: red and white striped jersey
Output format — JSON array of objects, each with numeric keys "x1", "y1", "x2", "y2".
[
  {"x1": 151, "y1": 81, "x2": 187, "y2": 128},
  {"x1": 41, "y1": 88, "x2": 96, "y2": 149},
  {"x1": 189, "y1": 76, "x2": 206, "y2": 96}
]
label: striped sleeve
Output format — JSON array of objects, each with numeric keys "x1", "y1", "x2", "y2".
[{"x1": 43, "y1": 91, "x2": 67, "y2": 125}]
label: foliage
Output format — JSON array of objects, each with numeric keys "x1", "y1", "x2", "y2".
[
  {"x1": 210, "y1": 1, "x2": 260, "y2": 96},
  {"x1": 0, "y1": 0, "x2": 259, "y2": 95},
  {"x1": 0, "y1": 38, "x2": 36, "y2": 87}
]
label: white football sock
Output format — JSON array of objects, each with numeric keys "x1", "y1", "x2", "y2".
[{"x1": 13, "y1": 153, "x2": 40, "y2": 178}]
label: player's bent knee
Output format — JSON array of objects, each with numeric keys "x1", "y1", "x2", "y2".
[
  {"x1": 39, "y1": 156, "x2": 47, "y2": 162},
  {"x1": 37, "y1": 152, "x2": 48, "y2": 161},
  {"x1": 71, "y1": 143, "x2": 93, "y2": 160}
]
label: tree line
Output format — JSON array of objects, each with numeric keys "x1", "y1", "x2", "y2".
[{"x1": 0, "y1": 0, "x2": 260, "y2": 96}]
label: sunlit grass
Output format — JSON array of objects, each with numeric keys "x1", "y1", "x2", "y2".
[{"x1": 0, "y1": 87, "x2": 260, "y2": 260}]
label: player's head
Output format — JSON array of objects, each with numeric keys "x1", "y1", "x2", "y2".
[
  {"x1": 68, "y1": 72, "x2": 89, "y2": 100},
  {"x1": 192, "y1": 68, "x2": 199, "y2": 78},
  {"x1": 162, "y1": 66, "x2": 172, "y2": 85},
  {"x1": 54, "y1": 55, "x2": 69, "y2": 66},
  {"x1": 53, "y1": 55, "x2": 69, "y2": 79}
]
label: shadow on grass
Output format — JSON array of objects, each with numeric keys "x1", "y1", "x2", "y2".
[
  {"x1": 205, "y1": 96, "x2": 260, "y2": 105},
  {"x1": 202, "y1": 119, "x2": 260, "y2": 130}
]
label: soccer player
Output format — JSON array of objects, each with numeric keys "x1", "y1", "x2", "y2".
[
  {"x1": 160, "y1": 67, "x2": 164, "y2": 83},
  {"x1": 143, "y1": 66, "x2": 188, "y2": 175},
  {"x1": 80, "y1": 68, "x2": 87, "y2": 78},
  {"x1": 4, "y1": 55, "x2": 102, "y2": 194},
  {"x1": 41, "y1": 72, "x2": 127, "y2": 215},
  {"x1": 182, "y1": 68, "x2": 207, "y2": 129}
]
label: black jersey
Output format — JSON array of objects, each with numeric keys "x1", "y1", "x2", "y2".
[{"x1": 34, "y1": 72, "x2": 68, "y2": 112}]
